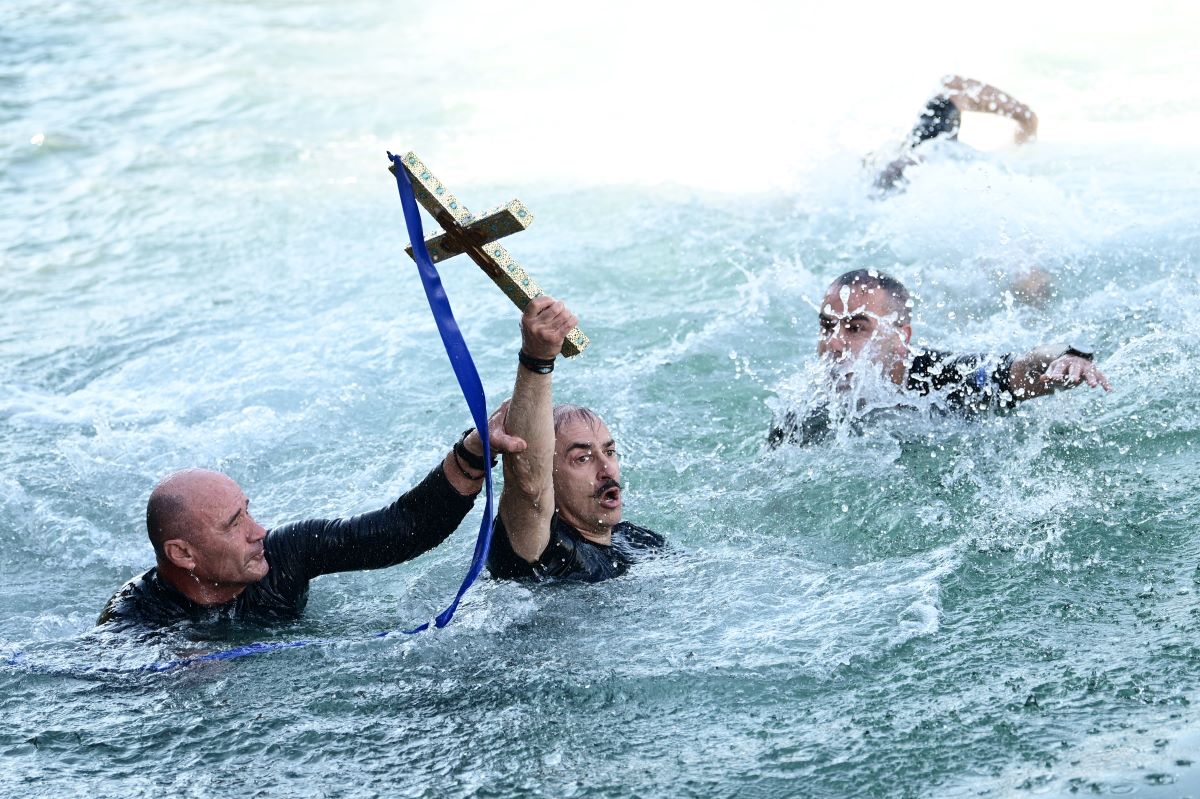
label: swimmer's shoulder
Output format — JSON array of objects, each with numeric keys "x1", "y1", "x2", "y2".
[{"x1": 96, "y1": 568, "x2": 195, "y2": 629}]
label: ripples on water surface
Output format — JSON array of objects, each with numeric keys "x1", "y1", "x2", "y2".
[{"x1": 3, "y1": 2, "x2": 1200, "y2": 797}]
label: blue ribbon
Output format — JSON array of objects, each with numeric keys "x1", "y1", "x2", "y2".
[
  {"x1": 387, "y1": 150, "x2": 495, "y2": 634},
  {"x1": 164, "y1": 153, "x2": 498, "y2": 667},
  {"x1": 7, "y1": 153, "x2": 497, "y2": 676}
]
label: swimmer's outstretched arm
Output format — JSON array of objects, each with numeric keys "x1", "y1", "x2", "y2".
[
  {"x1": 1007, "y1": 346, "x2": 1111, "y2": 402},
  {"x1": 498, "y1": 296, "x2": 578, "y2": 564},
  {"x1": 940, "y1": 75, "x2": 1039, "y2": 144}
]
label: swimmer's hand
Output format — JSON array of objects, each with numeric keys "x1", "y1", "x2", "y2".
[
  {"x1": 521, "y1": 295, "x2": 578, "y2": 359},
  {"x1": 462, "y1": 400, "x2": 527, "y2": 458},
  {"x1": 1041, "y1": 355, "x2": 1112, "y2": 392},
  {"x1": 1009, "y1": 347, "x2": 1111, "y2": 401}
]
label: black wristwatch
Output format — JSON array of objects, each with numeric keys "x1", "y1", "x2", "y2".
[
  {"x1": 1062, "y1": 345, "x2": 1094, "y2": 361},
  {"x1": 454, "y1": 428, "x2": 497, "y2": 472}
]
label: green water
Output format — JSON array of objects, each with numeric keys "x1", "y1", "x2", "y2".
[{"x1": 4, "y1": 1, "x2": 1200, "y2": 796}]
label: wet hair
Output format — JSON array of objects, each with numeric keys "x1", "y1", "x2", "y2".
[
  {"x1": 827, "y1": 269, "x2": 912, "y2": 325},
  {"x1": 907, "y1": 95, "x2": 960, "y2": 147},
  {"x1": 552, "y1": 404, "x2": 604, "y2": 437},
  {"x1": 145, "y1": 482, "x2": 191, "y2": 559}
]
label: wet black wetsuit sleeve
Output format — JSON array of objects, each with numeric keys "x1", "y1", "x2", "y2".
[
  {"x1": 910, "y1": 95, "x2": 961, "y2": 145},
  {"x1": 768, "y1": 405, "x2": 833, "y2": 448},
  {"x1": 266, "y1": 463, "x2": 476, "y2": 584},
  {"x1": 907, "y1": 349, "x2": 1016, "y2": 411},
  {"x1": 877, "y1": 96, "x2": 962, "y2": 191},
  {"x1": 767, "y1": 410, "x2": 799, "y2": 449}
]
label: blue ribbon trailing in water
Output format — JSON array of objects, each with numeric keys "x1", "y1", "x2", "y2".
[{"x1": 6, "y1": 152, "x2": 496, "y2": 675}]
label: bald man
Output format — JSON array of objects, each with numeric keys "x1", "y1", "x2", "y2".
[{"x1": 98, "y1": 419, "x2": 524, "y2": 629}]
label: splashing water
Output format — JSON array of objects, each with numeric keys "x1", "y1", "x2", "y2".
[{"x1": 3, "y1": 1, "x2": 1200, "y2": 797}]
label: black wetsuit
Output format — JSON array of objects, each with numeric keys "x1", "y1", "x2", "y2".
[
  {"x1": 768, "y1": 349, "x2": 1016, "y2": 448},
  {"x1": 97, "y1": 464, "x2": 475, "y2": 629},
  {"x1": 875, "y1": 95, "x2": 963, "y2": 191},
  {"x1": 910, "y1": 95, "x2": 961, "y2": 145},
  {"x1": 486, "y1": 514, "x2": 665, "y2": 582},
  {"x1": 904, "y1": 348, "x2": 1015, "y2": 409}
]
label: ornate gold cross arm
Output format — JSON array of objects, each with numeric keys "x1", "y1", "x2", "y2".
[{"x1": 390, "y1": 151, "x2": 589, "y2": 357}]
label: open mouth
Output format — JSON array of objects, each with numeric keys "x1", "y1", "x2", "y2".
[{"x1": 595, "y1": 481, "x2": 622, "y2": 510}]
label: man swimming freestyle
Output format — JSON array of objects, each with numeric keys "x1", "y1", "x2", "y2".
[
  {"x1": 875, "y1": 75, "x2": 1039, "y2": 192},
  {"x1": 486, "y1": 296, "x2": 664, "y2": 582},
  {"x1": 98, "y1": 415, "x2": 526, "y2": 629},
  {"x1": 768, "y1": 269, "x2": 1111, "y2": 447}
]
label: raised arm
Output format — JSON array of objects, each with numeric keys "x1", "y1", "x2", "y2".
[
  {"x1": 1007, "y1": 345, "x2": 1111, "y2": 402},
  {"x1": 940, "y1": 75, "x2": 1039, "y2": 143},
  {"x1": 498, "y1": 296, "x2": 578, "y2": 563}
]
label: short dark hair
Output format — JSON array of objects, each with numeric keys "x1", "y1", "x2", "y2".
[
  {"x1": 552, "y1": 404, "x2": 604, "y2": 437},
  {"x1": 145, "y1": 484, "x2": 189, "y2": 559},
  {"x1": 827, "y1": 269, "x2": 912, "y2": 325}
]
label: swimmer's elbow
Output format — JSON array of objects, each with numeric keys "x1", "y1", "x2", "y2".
[
  {"x1": 940, "y1": 74, "x2": 967, "y2": 91},
  {"x1": 510, "y1": 534, "x2": 548, "y2": 565},
  {"x1": 498, "y1": 506, "x2": 551, "y2": 564}
]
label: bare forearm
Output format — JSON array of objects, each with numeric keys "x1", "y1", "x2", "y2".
[
  {"x1": 498, "y1": 366, "x2": 556, "y2": 563},
  {"x1": 1007, "y1": 350, "x2": 1058, "y2": 401},
  {"x1": 941, "y1": 75, "x2": 1037, "y2": 139},
  {"x1": 504, "y1": 369, "x2": 555, "y2": 500},
  {"x1": 496, "y1": 355, "x2": 556, "y2": 559},
  {"x1": 497, "y1": 296, "x2": 577, "y2": 562},
  {"x1": 1008, "y1": 347, "x2": 1111, "y2": 401}
]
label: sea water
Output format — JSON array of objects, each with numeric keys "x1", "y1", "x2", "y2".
[{"x1": 3, "y1": 2, "x2": 1200, "y2": 797}]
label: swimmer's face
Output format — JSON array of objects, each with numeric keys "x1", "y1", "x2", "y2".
[
  {"x1": 817, "y1": 281, "x2": 912, "y2": 389},
  {"x1": 553, "y1": 416, "x2": 622, "y2": 541},
  {"x1": 164, "y1": 472, "x2": 270, "y2": 586}
]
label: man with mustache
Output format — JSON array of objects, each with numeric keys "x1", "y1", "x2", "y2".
[
  {"x1": 487, "y1": 296, "x2": 664, "y2": 582},
  {"x1": 98, "y1": 408, "x2": 525, "y2": 629},
  {"x1": 768, "y1": 269, "x2": 1111, "y2": 447}
]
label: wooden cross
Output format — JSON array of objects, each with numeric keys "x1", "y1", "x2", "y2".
[{"x1": 390, "y1": 151, "x2": 589, "y2": 357}]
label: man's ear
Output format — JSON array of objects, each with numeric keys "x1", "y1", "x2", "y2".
[
  {"x1": 899, "y1": 324, "x2": 913, "y2": 345},
  {"x1": 162, "y1": 539, "x2": 196, "y2": 570}
]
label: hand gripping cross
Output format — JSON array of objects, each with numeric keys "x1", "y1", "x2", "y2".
[{"x1": 390, "y1": 151, "x2": 589, "y2": 357}]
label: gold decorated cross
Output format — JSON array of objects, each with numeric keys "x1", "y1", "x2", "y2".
[{"x1": 390, "y1": 151, "x2": 589, "y2": 357}]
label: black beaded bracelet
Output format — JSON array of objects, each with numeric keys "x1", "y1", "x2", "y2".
[
  {"x1": 451, "y1": 450, "x2": 486, "y2": 481},
  {"x1": 454, "y1": 428, "x2": 497, "y2": 472},
  {"x1": 518, "y1": 350, "x2": 556, "y2": 374}
]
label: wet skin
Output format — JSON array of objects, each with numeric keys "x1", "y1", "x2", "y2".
[
  {"x1": 553, "y1": 417, "x2": 622, "y2": 545},
  {"x1": 156, "y1": 469, "x2": 270, "y2": 605},
  {"x1": 817, "y1": 282, "x2": 912, "y2": 389}
]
